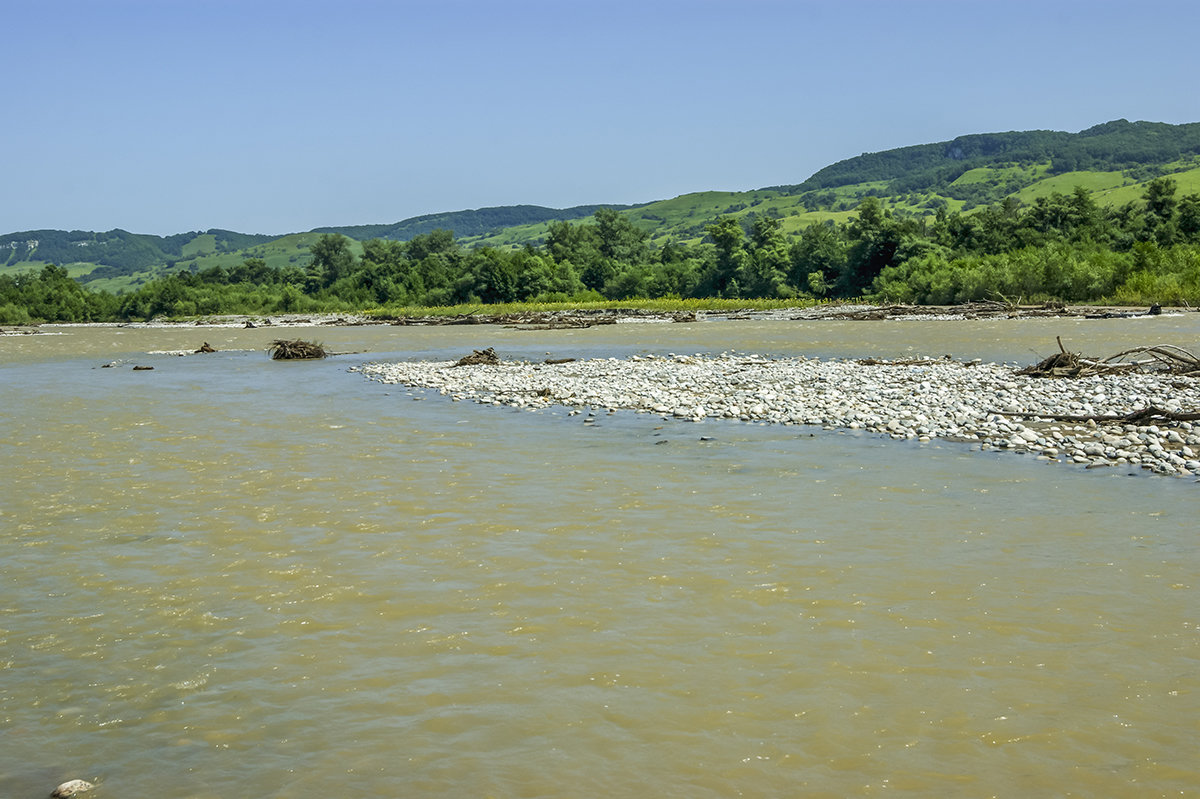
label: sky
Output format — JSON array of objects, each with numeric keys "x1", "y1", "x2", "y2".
[{"x1": 3, "y1": 0, "x2": 1198, "y2": 236}]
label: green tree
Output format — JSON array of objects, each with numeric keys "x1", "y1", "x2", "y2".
[
  {"x1": 789, "y1": 222, "x2": 846, "y2": 296},
  {"x1": 699, "y1": 216, "x2": 747, "y2": 297},
  {"x1": 1178, "y1": 194, "x2": 1200, "y2": 241},
  {"x1": 306, "y1": 234, "x2": 356, "y2": 291},
  {"x1": 546, "y1": 219, "x2": 606, "y2": 289},
  {"x1": 1144, "y1": 177, "x2": 1178, "y2": 224},
  {"x1": 741, "y1": 216, "x2": 792, "y2": 297},
  {"x1": 593, "y1": 208, "x2": 649, "y2": 264},
  {"x1": 468, "y1": 248, "x2": 519, "y2": 303},
  {"x1": 1142, "y1": 177, "x2": 1179, "y2": 245},
  {"x1": 840, "y1": 198, "x2": 910, "y2": 295}
]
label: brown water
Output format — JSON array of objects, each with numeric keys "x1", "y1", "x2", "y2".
[{"x1": 2, "y1": 318, "x2": 1198, "y2": 798}]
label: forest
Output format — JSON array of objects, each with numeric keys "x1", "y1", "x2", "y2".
[{"x1": 2, "y1": 175, "x2": 1199, "y2": 324}]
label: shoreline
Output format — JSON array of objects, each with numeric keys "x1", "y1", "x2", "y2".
[
  {"x1": 357, "y1": 351, "x2": 1200, "y2": 479},
  {"x1": 3, "y1": 301, "x2": 1190, "y2": 334}
]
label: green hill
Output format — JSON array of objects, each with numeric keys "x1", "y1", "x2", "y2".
[
  {"x1": 5, "y1": 118, "x2": 1200, "y2": 290},
  {"x1": 771, "y1": 119, "x2": 1200, "y2": 193},
  {"x1": 313, "y1": 203, "x2": 641, "y2": 241},
  {"x1": 0, "y1": 228, "x2": 278, "y2": 289}
]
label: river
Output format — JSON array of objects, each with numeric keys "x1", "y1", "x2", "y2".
[{"x1": 2, "y1": 316, "x2": 1197, "y2": 797}]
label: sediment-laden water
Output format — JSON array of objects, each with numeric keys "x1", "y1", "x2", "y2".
[{"x1": 2, "y1": 317, "x2": 1198, "y2": 797}]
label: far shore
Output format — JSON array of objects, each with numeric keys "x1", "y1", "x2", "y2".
[{"x1": 4, "y1": 300, "x2": 1192, "y2": 334}]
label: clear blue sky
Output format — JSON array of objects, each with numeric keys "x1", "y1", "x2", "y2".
[{"x1": 4, "y1": 0, "x2": 1197, "y2": 236}]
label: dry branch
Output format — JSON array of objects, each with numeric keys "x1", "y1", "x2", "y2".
[
  {"x1": 1001, "y1": 406, "x2": 1200, "y2": 425},
  {"x1": 268, "y1": 339, "x2": 327, "y2": 360},
  {"x1": 1018, "y1": 339, "x2": 1200, "y2": 378},
  {"x1": 453, "y1": 347, "x2": 500, "y2": 367}
]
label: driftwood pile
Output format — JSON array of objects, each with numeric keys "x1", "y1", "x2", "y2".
[
  {"x1": 387, "y1": 309, "x2": 696, "y2": 328},
  {"x1": 809, "y1": 302, "x2": 1181, "y2": 321},
  {"x1": 1004, "y1": 337, "x2": 1200, "y2": 425},
  {"x1": 1018, "y1": 337, "x2": 1200, "y2": 378},
  {"x1": 268, "y1": 339, "x2": 327, "y2": 360},
  {"x1": 453, "y1": 347, "x2": 500, "y2": 367},
  {"x1": 817, "y1": 301, "x2": 1073, "y2": 321}
]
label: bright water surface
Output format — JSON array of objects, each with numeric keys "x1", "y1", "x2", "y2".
[{"x1": 2, "y1": 318, "x2": 1198, "y2": 798}]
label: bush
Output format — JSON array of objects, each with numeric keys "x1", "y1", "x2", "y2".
[{"x1": 0, "y1": 303, "x2": 33, "y2": 325}]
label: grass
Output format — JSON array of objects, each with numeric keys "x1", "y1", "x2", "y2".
[
  {"x1": 1095, "y1": 165, "x2": 1200, "y2": 207},
  {"x1": 950, "y1": 163, "x2": 1047, "y2": 186},
  {"x1": 1012, "y1": 169, "x2": 1132, "y2": 203},
  {"x1": 180, "y1": 233, "x2": 217, "y2": 257},
  {"x1": 0, "y1": 259, "x2": 51, "y2": 278}
]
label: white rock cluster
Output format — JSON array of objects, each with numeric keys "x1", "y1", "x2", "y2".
[{"x1": 356, "y1": 353, "x2": 1200, "y2": 478}]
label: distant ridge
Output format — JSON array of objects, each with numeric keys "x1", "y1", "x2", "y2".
[
  {"x1": 769, "y1": 119, "x2": 1200, "y2": 194},
  {"x1": 312, "y1": 203, "x2": 643, "y2": 241}
]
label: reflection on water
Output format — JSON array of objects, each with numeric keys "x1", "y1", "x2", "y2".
[{"x1": 1, "y1": 319, "x2": 1198, "y2": 797}]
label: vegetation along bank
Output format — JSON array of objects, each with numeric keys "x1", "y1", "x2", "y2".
[{"x1": 6, "y1": 120, "x2": 1200, "y2": 324}]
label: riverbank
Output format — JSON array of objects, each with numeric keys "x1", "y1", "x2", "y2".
[
  {"x1": 3, "y1": 300, "x2": 1188, "y2": 335},
  {"x1": 358, "y1": 351, "x2": 1200, "y2": 478}
]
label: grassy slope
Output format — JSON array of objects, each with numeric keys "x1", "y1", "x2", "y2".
[
  {"x1": 180, "y1": 233, "x2": 218, "y2": 257},
  {"x1": 1011, "y1": 169, "x2": 1133, "y2": 202},
  {"x1": 463, "y1": 187, "x2": 867, "y2": 250},
  {"x1": 75, "y1": 232, "x2": 348, "y2": 293}
]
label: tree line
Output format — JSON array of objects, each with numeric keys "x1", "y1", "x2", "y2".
[{"x1": 3, "y1": 178, "x2": 1199, "y2": 324}]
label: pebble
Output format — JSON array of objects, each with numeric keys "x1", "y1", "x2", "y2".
[{"x1": 356, "y1": 353, "x2": 1200, "y2": 479}]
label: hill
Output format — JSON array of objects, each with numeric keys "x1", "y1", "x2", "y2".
[
  {"x1": 772, "y1": 119, "x2": 1200, "y2": 193},
  {"x1": 4, "y1": 119, "x2": 1200, "y2": 288},
  {"x1": 313, "y1": 203, "x2": 641, "y2": 241}
]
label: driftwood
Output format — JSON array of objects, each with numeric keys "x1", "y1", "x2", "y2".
[
  {"x1": 816, "y1": 302, "x2": 1167, "y2": 322},
  {"x1": 1018, "y1": 337, "x2": 1200, "y2": 378},
  {"x1": 268, "y1": 339, "x2": 327, "y2": 360},
  {"x1": 855, "y1": 355, "x2": 966, "y2": 367},
  {"x1": 453, "y1": 347, "x2": 500, "y2": 367},
  {"x1": 544, "y1": 357, "x2": 576, "y2": 365},
  {"x1": 387, "y1": 309, "x2": 696, "y2": 328},
  {"x1": 1085, "y1": 304, "x2": 1162, "y2": 319},
  {"x1": 818, "y1": 301, "x2": 1070, "y2": 321},
  {"x1": 195, "y1": 342, "x2": 216, "y2": 353},
  {"x1": 1001, "y1": 406, "x2": 1200, "y2": 425}
]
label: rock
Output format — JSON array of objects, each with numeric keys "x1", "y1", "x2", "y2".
[{"x1": 51, "y1": 780, "x2": 94, "y2": 798}]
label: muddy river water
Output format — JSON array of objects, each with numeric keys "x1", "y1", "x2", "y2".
[{"x1": 2, "y1": 316, "x2": 1197, "y2": 797}]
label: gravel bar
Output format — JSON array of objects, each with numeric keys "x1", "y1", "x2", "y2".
[{"x1": 356, "y1": 353, "x2": 1200, "y2": 478}]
